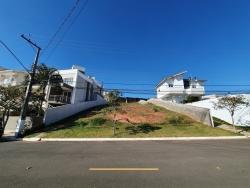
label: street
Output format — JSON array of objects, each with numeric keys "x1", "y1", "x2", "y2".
[{"x1": 0, "y1": 139, "x2": 250, "y2": 188}]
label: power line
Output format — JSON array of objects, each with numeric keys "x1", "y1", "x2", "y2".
[
  {"x1": 103, "y1": 82, "x2": 250, "y2": 87},
  {"x1": 44, "y1": 0, "x2": 89, "y2": 62},
  {"x1": 33, "y1": 79, "x2": 250, "y2": 95},
  {"x1": 108, "y1": 90, "x2": 250, "y2": 94},
  {"x1": 0, "y1": 40, "x2": 29, "y2": 73},
  {"x1": 38, "y1": 79, "x2": 250, "y2": 87},
  {"x1": 42, "y1": 0, "x2": 81, "y2": 55},
  {"x1": 33, "y1": 35, "x2": 132, "y2": 52},
  {"x1": 50, "y1": 80, "x2": 250, "y2": 88}
]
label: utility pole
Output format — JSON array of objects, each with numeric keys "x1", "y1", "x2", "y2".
[{"x1": 15, "y1": 35, "x2": 41, "y2": 138}]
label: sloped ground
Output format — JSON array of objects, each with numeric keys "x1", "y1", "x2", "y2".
[
  {"x1": 27, "y1": 103, "x2": 239, "y2": 138},
  {"x1": 107, "y1": 103, "x2": 169, "y2": 124}
]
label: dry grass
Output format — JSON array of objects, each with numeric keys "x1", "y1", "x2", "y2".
[{"x1": 107, "y1": 103, "x2": 168, "y2": 124}]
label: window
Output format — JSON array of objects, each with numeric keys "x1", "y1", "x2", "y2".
[
  {"x1": 168, "y1": 84, "x2": 173, "y2": 87},
  {"x1": 192, "y1": 85, "x2": 196, "y2": 88}
]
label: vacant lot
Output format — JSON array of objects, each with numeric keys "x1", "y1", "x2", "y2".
[{"x1": 30, "y1": 103, "x2": 238, "y2": 138}]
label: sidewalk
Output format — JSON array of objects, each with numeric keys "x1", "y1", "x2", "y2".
[{"x1": 0, "y1": 116, "x2": 18, "y2": 142}]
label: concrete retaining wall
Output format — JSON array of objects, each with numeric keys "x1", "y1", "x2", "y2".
[
  {"x1": 148, "y1": 99, "x2": 214, "y2": 127},
  {"x1": 43, "y1": 95, "x2": 107, "y2": 126}
]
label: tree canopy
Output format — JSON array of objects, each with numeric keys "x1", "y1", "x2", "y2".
[
  {"x1": 0, "y1": 86, "x2": 25, "y2": 137},
  {"x1": 214, "y1": 95, "x2": 249, "y2": 128}
]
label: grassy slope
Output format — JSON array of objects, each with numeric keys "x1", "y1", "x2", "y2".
[
  {"x1": 33, "y1": 103, "x2": 239, "y2": 138},
  {"x1": 213, "y1": 116, "x2": 231, "y2": 127}
]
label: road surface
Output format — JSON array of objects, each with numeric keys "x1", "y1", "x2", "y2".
[{"x1": 0, "y1": 139, "x2": 250, "y2": 188}]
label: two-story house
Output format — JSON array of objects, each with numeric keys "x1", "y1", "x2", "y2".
[
  {"x1": 16, "y1": 65, "x2": 106, "y2": 134},
  {"x1": 46, "y1": 65, "x2": 103, "y2": 107},
  {"x1": 156, "y1": 71, "x2": 205, "y2": 103}
]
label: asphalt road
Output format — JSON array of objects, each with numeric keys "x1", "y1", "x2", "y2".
[{"x1": 0, "y1": 139, "x2": 250, "y2": 188}]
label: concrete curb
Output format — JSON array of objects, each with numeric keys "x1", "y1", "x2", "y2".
[
  {"x1": 22, "y1": 136, "x2": 249, "y2": 142},
  {"x1": 22, "y1": 138, "x2": 41, "y2": 142}
]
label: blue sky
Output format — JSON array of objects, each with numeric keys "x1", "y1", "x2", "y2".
[{"x1": 1, "y1": 0, "x2": 250, "y2": 97}]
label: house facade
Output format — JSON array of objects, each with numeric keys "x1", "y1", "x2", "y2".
[
  {"x1": 46, "y1": 65, "x2": 103, "y2": 107},
  {"x1": 156, "y1": 71, "x2": 205, "y2": 103},
  {"x1": 0, "y1": 68, "x2": 27, "y2": 86},
  {"x1": 15, "y1": 65, "x2": 106, "y2": 135},
  {"x1": 42, "y1": 65, "x2": 106, "y2": 126}
]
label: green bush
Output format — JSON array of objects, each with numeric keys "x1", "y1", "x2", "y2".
[
  {"x1": 168, "y1": 116, "x2": 185, "y2": 125},
  {"x1": 152, "y1": 106, "x2": 160, "y2": 112},
  {"x1": 152, "y1": 105, "x2": 164, "y2": 112},
  {"x1": 89, "y1": 117, "x2": 106, "y2": 126},
  {"x1": 76, "y1": 121, "x2": 88, "y2": 128}
]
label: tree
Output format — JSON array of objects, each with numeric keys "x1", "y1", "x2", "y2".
[
  {"x1": 0, "y1": 86, "x2": 24, "y2": 137},
  {"x1": 106, "y1": 90, "x2": 121, "y2": 135},
  {"x1": 214, "y1": 95, "x2": 249, "y2": 130},
  {"x1": 23, "y1": 63, "x2": 63, "y2": 116}
]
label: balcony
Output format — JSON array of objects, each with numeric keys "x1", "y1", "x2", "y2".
[
  {"x1": 48, "y1": 95, "x2": 71, "y2": 104},
  {"x1": 184, "y1": 87, "x2": 205, "y2": 95}
]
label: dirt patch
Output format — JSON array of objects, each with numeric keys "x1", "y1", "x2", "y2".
[{"x1": 107, "y1": 103, "x2": 166, "y2": 124}]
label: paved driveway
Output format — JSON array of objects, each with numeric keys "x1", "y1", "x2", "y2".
[{"x1": 3, "y1": 116, "x2": 18, "y2": 136}]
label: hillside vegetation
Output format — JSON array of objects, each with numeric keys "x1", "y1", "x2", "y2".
[{"x1": 32, "y1": 102, "x2": 238, "y2": 138}]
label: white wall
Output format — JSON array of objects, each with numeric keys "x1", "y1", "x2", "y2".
[
  {"x1": 189, "y1": 94, "x2": 250, "y2": 126},
  {"x1": 74, "y1": 72, "x2": 88, "y2": 103},
  {"x1": 43, "y1": 95, "x2": 107, "y2": 126},
  {"x1": 185, "y1": 80, "x2": 205, "y2": 96},
  {"x1": 59, "y1": 68, "x2": 102, "y2": 104}
]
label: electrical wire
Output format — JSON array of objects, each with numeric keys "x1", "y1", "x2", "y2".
[
  {"x1": 44, "y1": 0, "x2": 89, "y2": 62},
  {"x1": 103, "y1": 82, "x2": 250, "y2": 87},
  {"x1": 0, "y1": 40, "x2": 30, "y2": 73},
  {"x1": 38, "y1": 79, "x2": 250, "y2": 87},
  {"x1": 42, "y1": 0, "x2": 81, "y2": 55},
  {"x1": 38, "y1": 78, "x2": 250, "y2": 96}
]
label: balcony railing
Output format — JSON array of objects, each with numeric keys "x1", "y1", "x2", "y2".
[
  {"x1": 184, "y1": 88, "x2": 205, "y2": 95},
  {"x1": 158, "y1": 87, "x2": 205, "y2": 97},
  {"x1": 48, "y1": 95, "x2": 71, "y2": 104}
]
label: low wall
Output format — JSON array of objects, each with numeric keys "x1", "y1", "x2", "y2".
[
  {"x1": 148, "y1": 99, "x2": 214, "y2": 127},
  {"x1": 43, "y1": 96, "x2": 107, "y2": 126}
]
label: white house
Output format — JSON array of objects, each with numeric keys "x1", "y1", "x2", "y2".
[
  {"x1": 45, "y1": 65, "x2": 103, "y2": 107},
  {"x1": 42, "y1": 65, "x2": 106, "y2": 125},
  {"x1": 14, "y1": 65, "x2": 106, "y2": 135},
  {"x1": 156, "y1": 71, "x2": 206, "y2": 103},
  {"x1": 0, "y1": 67, "x2": 27, "y2": 86}
]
